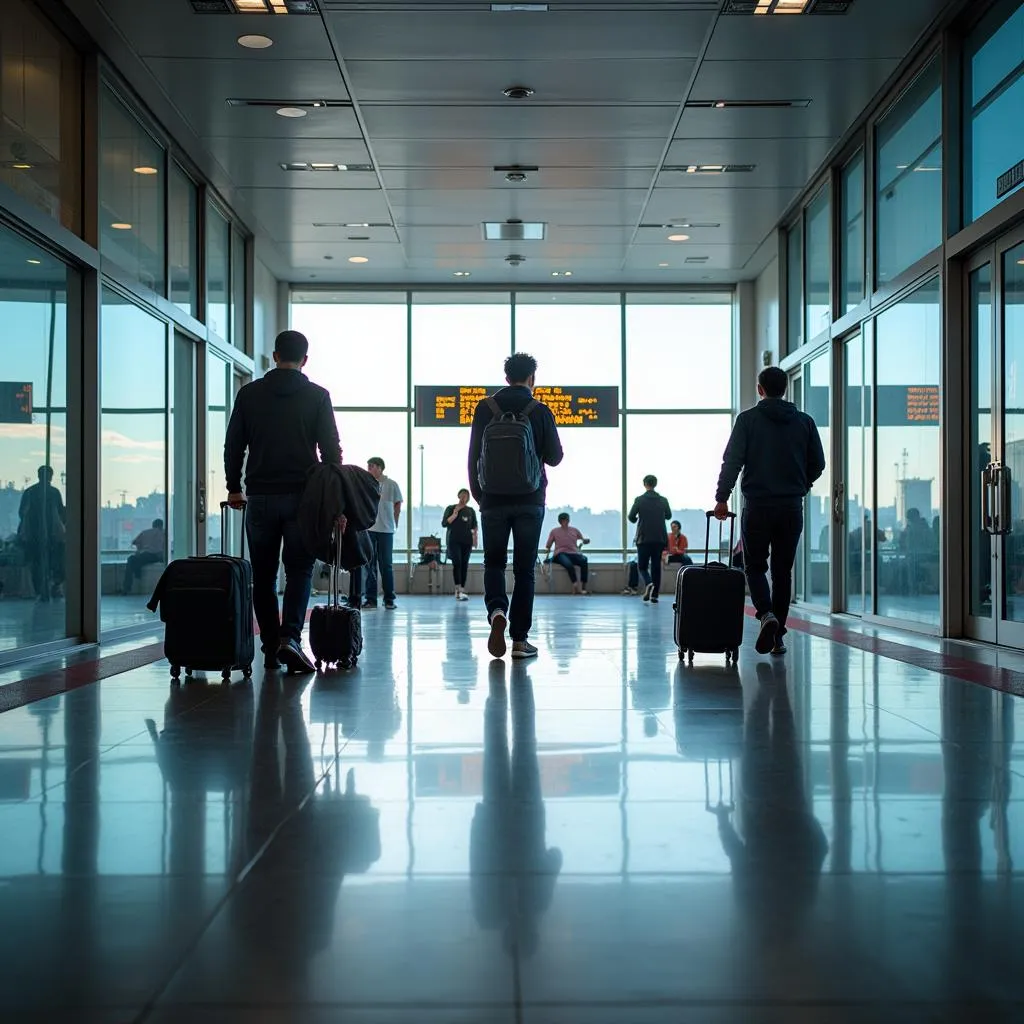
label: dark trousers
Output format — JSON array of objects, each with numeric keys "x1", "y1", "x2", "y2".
[
  {"x1": 26, "y1": 540, "x2": 64, "y2": 598},
  {"x1": 741, "y1": 503, "x2": 803, "y2": 636},
  {"x1": 123, "y1": 550, "x2": 161, "y2": 593},
  {"x1": 553, "y1": 551, "x2": 588, "y2": 584},
  {"x1": 481, "y1": 504, "x2": 545, "y2": 642},
  {"x1": 666, "y1": 553, "x2": 692, "y2": 566},
  {"x1": 636, "y1": 542, "x2": 665, "y2": 595},
  {"x1": 449, "y1": 542, "x2": 472, "y2": 588},
  {"x1": 352, "y1": 531, "x2": 395, "y2": 604},
  {"x1": 246, "y1": 493, "x2": 314, "y2": 648}
]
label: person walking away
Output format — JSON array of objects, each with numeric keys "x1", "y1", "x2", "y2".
[
  {"x1": 544, "y1": 512, "x2": 591, "y2": 595},
  {"x1": 714, "y1": 366, "x2": 825, "y2": 657},
  {"x1": 628, "y1": 475, "x2": 672, "y2": 604},
  {"x1": 443, "y1": 488, "x2": 478, "y2": 601},
  {"x1": 225, "y1": 329, "x2": 341, "y2": 673},
  {"x1": 353, "y1": 457, "x2": 402, "y2": 610},
  {"x1": 469, "y1": 353, "x2": 564, "y2": 660},
  {"x1": 664, "y1": 520, "x2": 692, "y2": 567},
  {"x1": 122, "y1": 518, "x2": 166, "y2": 594},
  {"x1": 18, "y1": 465, "x2": 66, "y2": 602}
]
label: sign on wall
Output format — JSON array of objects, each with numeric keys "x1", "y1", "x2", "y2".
[{"x1": 414, "y1": 385, "x2": 620, "y2": 427}]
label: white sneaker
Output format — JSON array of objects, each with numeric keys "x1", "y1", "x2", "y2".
[{"x1": 457, "y1": 591, "x2": 469, "y2": 602}]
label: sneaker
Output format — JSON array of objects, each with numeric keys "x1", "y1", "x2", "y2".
[
  {"x1": 650, "y1": 594, "x2": 659, "y2": 604},
  {"x1": 643, "y1": 583, "x2": 654, "y2": 603},
  {"x1": 620, "y1": 587, "x2": 634, "y2": 596},
  {"x1": 511, "y1": 640, "x2": 539, "y2": 660},
  {"x1": 385, "y1": 600, "x2": 397, "y2": 611},
  {"x1": 488, "y1": 610, "x2": 508, "y2": 658},
  {"x1": 771, "y1": 641, "x2": 787, "y2": 657},
  {"x1": 457, "y1": 591, "x2": 470, "y2": 602},
  {"x1": 277, "y1": 638, "x2": 316, "y2": 675},
  {"x1": 580, "y1": 589, "x2": 590, "y2": 596},
  {"x1": 755, "y1": 613, "x2": 780, "y2": 655},
  {"x1": 264, "y1": 655, "x2": 280, "y2": 672},
  {"x1": 362, "y1": 600, "x2": 378, "y2": 609}
]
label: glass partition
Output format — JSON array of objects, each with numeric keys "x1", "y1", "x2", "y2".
[
  {"x1": 786, "y1": 222, "x2": 804, "y2": 353},
  {"x1": 805, "y1": 187, "x2": 831, "y2": 340},
  {"x1": 841, "y1": 152, "x2": 866, "y2": 314},
  {"x1": 168, "y1": 163, "x2": 197, "y2": 316},
  {"x1": 206, "y1": 204, "x2": 230, "y2": 340}
]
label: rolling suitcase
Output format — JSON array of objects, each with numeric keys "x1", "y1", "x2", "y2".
[
  {"x1": 147, "y1": 502, "x2": 255, "y2": 683},
  {"x1": 673, "y1": 511, "x2": 745, "y2": 665},
  {"x1": 309, "y1": 524, "x2": 363, "y2": 670}
]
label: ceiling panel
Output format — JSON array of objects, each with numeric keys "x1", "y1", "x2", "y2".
[
  {"x1": 325, "y1": 11, "x2": 716, "y2": 61},
  {"x1": 380, "y1": 167, "x2": 656, "y2": 191},
  {"x1": 624, "y1": 243, "x2": 758, "y2": 270},
  {"x1": 190, "y1": 105, "x2": 362, "y2": 141},
  {"x1": 403, "y1": 225, "x2": 636, "y2": 246},
  {"x1": 663, "y1": 136, "x2": 836, "y2": 190},
  {"x1": 237, "y1": 188, "x2": 393, "y2": 242},
  {"x1": 282, "y1": 241, "x2": 408, "y2": 273},
  {"x1": 360, "y1": 105, "x2": 679, "y2": 140},
  {"x1": 371, "y1": 138, "x2": 670, "y2": 169},
  {"x1": 202, "y1": 137, "x2": 374, "y2": 189},
  {"x1": 645, "y1": 186, "x2": 801, "y2": 242},
  {"x1": 345, "y1": 58, "x2": 696, "y2": 105},
  {"x1": 673, "y1": 104, "x2": 845, "y2": 141}
]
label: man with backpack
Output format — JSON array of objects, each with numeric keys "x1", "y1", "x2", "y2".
[{"x1": 468, "y1": 353, "x2": 564, "y2": 660}]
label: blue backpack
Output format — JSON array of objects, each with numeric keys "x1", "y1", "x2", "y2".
[{"x1": 477, "y1": 396, "x2": 542, "y2": 495}]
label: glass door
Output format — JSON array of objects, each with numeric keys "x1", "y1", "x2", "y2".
[
  {"x1": 170, "y1": 331, "x2": 196, "y2": 561},
  {"x1": 967, "y1": 230, "x2": 1024, "y2": 647},
  {"x1": 790, "y1": 370, "x2": 805, "y2": 601},
  {"x1": 843, "y1": 328, "x2": 874, "y2": 614},
  {"x1": 804, "y1": 349, "x2": 831, "y2": 607}
]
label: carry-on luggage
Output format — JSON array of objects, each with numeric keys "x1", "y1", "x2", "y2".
[
  {"x1": 309, "y1": 524, "x2": 363, "y2": 670},
  {"x1": 673, "y1": 511, "x2": 746, "y2": 665},
  {"x1": 147, "y1": 502, "x2": 255, "y2": 683}
]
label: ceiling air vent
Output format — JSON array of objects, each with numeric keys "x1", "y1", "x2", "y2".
[
  {"x1": 228, "y1": 98, "x2": 350, "y2": 109},
  {"x1": 687, "y1": 99, "x2": 810, "y2": 109},
  {"x1": 685, "y1": 256, "x2": 710, "y2": 264},
  {"x1": 280, "y1": 162, "x2": 373, "y2": 172},
  {"x1": 484, "y1": 220, "x2": 546, "y2": 241},
  {"x1": 723, "y1": 0, "x2": 852, "y2": 13}
]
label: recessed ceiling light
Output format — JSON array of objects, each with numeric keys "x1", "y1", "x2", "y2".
[
  {"x1": 238, "y1": 33, "x2": 274, "y2": 48},
  {"x1": 11, "y1": 162, "x2": 32, "y2": 170},
  {"x1": 551, "y1": 271, "x2": 573, "y2": 277},
  {"x1": 667, "y1": 234, "x2": 690, "y2": 242},
  {"x1": 276, "y1": 106, "x2": 308, "y2": 118},
  {"x1": 1018, "y1": 258, "x2": 1024, "y2": 266},
  {"x1": 658, "y1": 262, "x2": 669, "y2": 267},
  {"x1": 453, "y1": 271, "x2": 471, "y2": 277},
  {"x1": 503, "y1": 85, "x2": 535, "y2": 99},
  {"x1": 133, "y1": 166, "x2": 158, "y2": 175},
  {"x1": 111, "y1": 222, "x2": 132, "y2": 230},
  {"x1": 26, "y1": 258, "x2": 42, "y2": 265},
  {"x1": 348, "y1": 256, "x2": 369, "y2": 264}
]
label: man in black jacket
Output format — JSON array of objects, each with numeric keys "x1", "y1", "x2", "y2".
[
  {"x1": 226, "y1": 330, "x2": 341, "y2": 673},
  {"x1": 627, "y1": 475, "x2": 672, "y2": 604},
  {"x1": 469, "y1": 353, "x2": 563, "y2": 660},
  {"x1": 714, "y1": 366, "x2": 825, "y2": 657}
]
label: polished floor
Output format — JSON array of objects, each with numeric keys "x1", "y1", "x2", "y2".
[{"x1": 1, "y1": 595, "x2": 1023, "y2": 1022}]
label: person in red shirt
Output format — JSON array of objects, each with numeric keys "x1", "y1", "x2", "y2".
[{"x1": 663, "y1": 520, "x2": 692, "y2": 567}]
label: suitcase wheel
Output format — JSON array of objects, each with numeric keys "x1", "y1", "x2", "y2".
[
  {"x1": 687, "y1": 650, "x2": 694, "y2": 665},
  {"x1": 677, "y1": 648, "x2": 686, "y2": 662},
  {"x1": 184, "y1": 667, "x2": 193, "y2": 677},
  {"x1": 243, "y1": 665, "x2": 252, "y2": 679},
  {"x1": 221, "y1": 669, "x2": 232, "y2": 682},
  {"x1": 314, "y1": 660, "x2": 322, "y2": 671},
  {"x1": 170, "y1": 664, "x2": 181, "y2": 681}
]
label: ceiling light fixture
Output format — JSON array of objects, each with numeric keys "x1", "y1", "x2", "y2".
[
  {"x1": 658, "y1": 262, "x2": 669, "y2": 267},
  {"x1": 11, "y1": 162, "x2": 32, "y2": 170},
  {"x1": 484, "y1": 219, "x2": 546, "y2": 241},
  {"x1": 453, "y1": 271, "x2": 471, "y2": 277},
  {"x1": 689, "y1": 99, "x2": 810, "y2": 109},
  {"x1": 667, "y1": 234, "x2": 690, "y2": 242},
  {"x1": 237, "y1": 33, "x2": 274, "y2": 48},
  {"x1": 133, "y1": 166, "x2": 158, "y2": 175},
  {"x1": 665, "y1": 164, "x2": 755, "y2": 174},
  {"x1": 491, "y1": 3, "x2": 548, "y2": 9},
  {"x1": 323, "y1": 255, "x2": 333, "y2": 260},
  {"x1": 26, "y1": 258, "x2": 42, "y2": 265},
  {"x1": 505, "y1": 254, "x2": 526, "y2": 266},
  {"x1": 276, "y1": 106, "x2": 308, "y2": 118},
  {"x1": 348, "y1": 256, "x2": 369, "y2": 264},
  {"x1": 503, "y1": 85, "x2": 535, "y2": 99},
  {"x1": 1018, "y1": 258, "x2": 1024, "y2": 266},
  {"x1": 189, "y1": 0, "x2": 319, "y2": 12},
  {"x1": 550, "y1": 271, "x2": 573, "y2": 278},
  {"x1": 724, "y1": 0, "x2": 847, "y2": 12},
  {"x1": 111, "y1": 222, "x2": 132, "y2": 230}
]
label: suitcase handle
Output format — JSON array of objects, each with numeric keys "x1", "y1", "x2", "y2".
[
  {"x1": 704, "y1": 509, "x2": 735, "y2": 567},
  {"x1": 330, "y1": 518, "x2": 345, "y2": 609},
  {"x1": 219, "y1": 501, "x2": 247, "y2": 559}
]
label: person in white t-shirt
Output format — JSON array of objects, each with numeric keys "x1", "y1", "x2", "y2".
[{"x1": 355, "y1": 456, "x2": 403, "y2": 610}]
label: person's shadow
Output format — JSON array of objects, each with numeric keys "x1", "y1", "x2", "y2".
[
  {"x1": 631, "y1": 614, "x2": 672, "y2": 738},
  {"x1": 470, "y1": 661, "x2": 563, "y2": 958},
  {"x1": 443, "y1": 604, "x2": 479, "y2": 704},
  {"x1": 711, "y1": 660, "x2": 828, "y2": 943}
]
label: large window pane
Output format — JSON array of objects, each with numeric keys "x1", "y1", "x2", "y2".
[
  {"x1": 231, "y1": 227, "x2": 247, "y2": 352},
  {"x1": 966, "y1": 3, "x2": 1024, "y2": 222},
  {"x1": 626, "y1": 414, "x2": 733, "y2": 557},
  {"x1": 0, "y1": 0, "x2": 81, "y2": 233},
  {"x1": 841, "y1": 152, "x2": 866, "y2": 314},
  {"x1": 875, "y1": 60, "x2": 942, "y2": 286},
  {"x1": 625, "y1": 294, "x2": 732, "y2": 410},
  {"x1": 411, "y1": 294, "x2": 510, "y2": 386},
  {"x1": 168, "y1": 163, "x2": 197, "y2": 316},
  {"x1": 101, "y1": 293, "x2": 167, "y2": 631},
  {"x1": 292, "y1": 292, "x2": 409, "y2": 408},
  {"x1": 804, "y1": 350, "x2": 831, "y2": 606},
  {"x1": 99, "y1": 87, "x2": 165, "y2": 294},
  {"x1": 876, "y1": 278, "x2": 941, "y2": 624},
  {"x1": 786, "y1": 222, "x2": 803, "y2": 353},
  {"x1": 805, "y1": 187, "x2": 831, "y2": 340},
  {"x1": 0, "y1": 227, "x2": 74, "y2": 651},
  {"x1": 206, "y1": 351, "x2": 232, "y2": 554},
  {"x1": 206, "y1": 204, "x2": 230, "y2": 340}
]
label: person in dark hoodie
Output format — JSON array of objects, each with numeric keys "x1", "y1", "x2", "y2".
[
  {"x1": 226, "y1": 330, "x2": 341, "y2": 674},
  {"x1": 627, "y1": 475, "x2": 672, "y2": 604},
  {"x1": 714, "y1": 366, "x2": 825, "y2": 657}
]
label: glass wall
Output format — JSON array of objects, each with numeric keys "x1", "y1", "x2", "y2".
[
  {"x1": 875, "y1": 278, "x2": 941, "y2": 624},
  {"x1": 231, "y1": 227, "x2": 247, "y2": 351},
  {"x1": 841, "y1": 152, "x2": 866, "y2": 314},
  {"x1": 804, "y1": 349, "x2": 831, "y2": 606},
  {"x1": 965, "y1": 1, "x2": 1024, "y2": 223},
  {"x1": 786, "y1": 222, "x2": 804, "y2": 353},
  {"x1": 0, "y1": 225, "x2": 74, "y2": 652},
  {"x1": 99, "y1": 86, "x2": 165, "y2": 294},
  {"x1": 168, "y1": 163, "x2": 197, "y2": 316},
  {"x1": 875, "y1": 59, "x2": 943, "y2": 285},
  {"x1": 0, "y1": 0, "x2": 82, "y2": 233},
  {"x1": 206, "y1": 203, "x2": 230, "y2": 341},
  {"x1": 291, "y1": 290, "x2": 734, "y2": 560},
  {"x1": 805, "y1": 187, "x2": 831, "y2": 340},
  {"x1": 100, "y1": 291, "x2": 167, "y2": 630}
]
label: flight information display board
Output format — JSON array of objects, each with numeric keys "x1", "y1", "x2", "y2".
[
  {"x1": 414, "y1": 385, "x2": 619, "y2": 427},
  {"x1": 0, "y1": 382, "x2": 32, "y2": 424}
]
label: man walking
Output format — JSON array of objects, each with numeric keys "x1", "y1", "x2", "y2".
[
  {"x1": 469, "y1": 353, "x2": 563, "y2": 660},
  {"x1": 714, "y1": 366, "x2": 825, "y2": 657},
  {"x1": 225, "y1": 329, "x2": 341, "y2": 673},
  {"x1": 18, "y1": 464, "x2": 66, "y2": 602},
  {"x1": 627, "y1": 475, "x2": 672, "y2": 604},
  {"x1": 355, "y1": 456, "x2": 402, "y2": 610}
]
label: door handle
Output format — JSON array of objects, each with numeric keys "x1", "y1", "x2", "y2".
[
  {"x1": 833, "y1": 481, "x2": 845, "y2": 525},
  {"x1": 982, "y1": 464, "x2": 994, "y2": 534}
]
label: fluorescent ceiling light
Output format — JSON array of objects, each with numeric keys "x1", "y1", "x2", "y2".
[
  {"x1": 551, "y1": 271, "x2": 573, "y2": 277},
  {"x1": 111, "y1": 222, "x2": 132, "y2": 230},
  {"x1": 667, "y1": 234, "x2": 690, "y2": 242},
  {"x1": 727, "y1": 0, "x2": 849, "y2": 11},
  {"x1": 276, "y1": 106, "x2": 307, "y2": 118},
  {"x1": 26, "y1": 258, "x2": 42, "y2": 265},
  {"x1": 133, "y1": 166, "x2": 158, "y2": 175},
  {"x1": 238, "y1": 33, "x2": 273, "y2": 47},
  {"x1": 12, "y1": 163, "x2": 32, "y2": 170},
  {"x1": 483, "y1": 220, "x2": 546, "y2": 241},
  {"x1": 348, "y1": 256, "x2": 369, "y2": 264},
  {"x1": 658, "y1": 263, "x2": 669, "y2": 267}
]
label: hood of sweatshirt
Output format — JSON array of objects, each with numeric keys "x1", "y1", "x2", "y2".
[{"x1": 755, "y1": 398, "x2": 799, "y2": 424}]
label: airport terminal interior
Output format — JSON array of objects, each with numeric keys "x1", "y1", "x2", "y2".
[{"x1": 2, "y1": 0, "x2": 1024, "y2": 1018}]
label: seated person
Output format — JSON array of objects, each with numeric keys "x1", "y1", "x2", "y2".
[
  {"x1": 122, "y1": 518, "x2": 166, "y2": 594},
  {"x1": 544, "y1": 512, "x2": 591, "y2": 595},
  {"x1": 664, "y1": 520, "x2": 692, "y2": 566}
]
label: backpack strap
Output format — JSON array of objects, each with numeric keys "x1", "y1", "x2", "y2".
[
  {"x1": 485, "y1": 397, "x2": 503, "y2": 418},
  {"x1": 522, "y1": 398, "x2": 539, "y2": 416}
]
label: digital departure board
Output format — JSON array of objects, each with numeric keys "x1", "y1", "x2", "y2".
[
  {"x1": 0, "y1": 382, "x2": 32, "y2": 424},
  {"x1": 414, "y1": 385, "x2": 619, "y2": 427}
]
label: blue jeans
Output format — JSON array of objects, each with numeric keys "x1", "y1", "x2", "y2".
[
  {"x1": 481, "y1": 504, "x2": 545, "y2": 642},
  {"x1": 355, "y1": 530, "x2": 396, "y2": 604},
  {"x1": 245, "y1": 493, "x2": 314, "y2": 648},
  {"x1": 553, "y1": 551, "x2": 588, "y2": 584},
  {"x1": 636, "y1": 542, "x2": 665, "y2": 596}
]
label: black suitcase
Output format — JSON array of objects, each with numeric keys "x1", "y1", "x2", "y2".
[
  {"x1": 673, "y1": 511, "x2": 746, "y2": 665},
  {"x1": 309, "y1": 526, "x2": 363, "y2": 670},
  {"x1": 148, "y1": 502, "x2": 255, "y2": 683}
]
